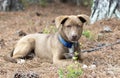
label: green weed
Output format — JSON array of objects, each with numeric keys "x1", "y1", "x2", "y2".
[
  {"x1": 82, "y1": 0, "x2": 93, "y2": 7},
  {"x1": 58, "y1": 69, "x2": 64, "y2": 78},
  {"x1": 58, "y1": 65, "x2": 83, "y2": 78},
  {"x1": 90, "y1": 0, "x2": 93, "y2": 7},
  {"x1": 39, "y1": 0, "x2": 47, "y2": 7},
  {"x1": 21, "y1": 0, "x2": 29, "y2": 7},
  {"x1": 21, "y1": 0, "x2": 47, "y2": 7},
  {"x1": 82, "y1": 30, "x2": 94, "y2": 40},
  {"x1": 43, "y1": 26, "x2": 57, "y2": 34}
]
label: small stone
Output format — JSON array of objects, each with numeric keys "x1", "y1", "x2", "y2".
[
  {"x1": 82, "y1": 64, "x2": 88, "y2": 69},
  {"x1": 103, "y1": 26, "x2": 112, "y2": 32},
  {"x1": 89, "y1": 64, "x2": 96, "y2": 70},
  {"x1": 100, "y1": 26, "x2": 112, "y2": 33}
]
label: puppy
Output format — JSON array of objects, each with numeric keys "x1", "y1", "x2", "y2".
[{"x1": 4, "y1": 14, "x2": 89, "y2": 65}]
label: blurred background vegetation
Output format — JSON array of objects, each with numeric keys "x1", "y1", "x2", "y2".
[
  {"x1": 0, "y1": 0, "x2": 93, "y2": 11},
  {"x1": 21, "y1": 0, "x2": 93, "y2": 7}
]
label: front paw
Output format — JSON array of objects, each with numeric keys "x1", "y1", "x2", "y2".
[{"x1": 64, "y1": 53, "x2": 73, "y2": 59}]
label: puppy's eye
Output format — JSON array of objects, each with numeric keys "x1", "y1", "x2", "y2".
[
  {"x1": 76, "y1": 25, "x2": 80, "y2": 28},
  {"x1": 67, "y1": 25, "x2": 72, "y2": 28}
]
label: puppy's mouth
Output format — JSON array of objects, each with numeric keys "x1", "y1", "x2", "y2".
[
  {"x1": 69, "y1": 37, "x2": 79, "y2": 42},
  {"x1": 71, "y1": 39, "x2": 78, "y2": 42}
]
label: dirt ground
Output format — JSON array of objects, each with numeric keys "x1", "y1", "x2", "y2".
[{"x1": 0, "y1": 4, "x2": 120, "y2": 78}]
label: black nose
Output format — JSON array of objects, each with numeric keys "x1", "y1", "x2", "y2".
[{"x1": 72, "y1": 35, "x2": 77, "y2": 40}]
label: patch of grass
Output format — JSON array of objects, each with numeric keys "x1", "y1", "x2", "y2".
[
  {"x1": 82, "y1": 30, "x2": 94, "y2": 40},
  {"x1": 43, "y1": 26, "x2": 57, "y2": 34},
  {"x1": 58, "y1": 65, "x2": 83, "y2": 78},
  {"x1": 21, "y1": 0, "x2": 30, "y2": 7},
  {"x1": 82, "y1": 0, "x2": 93, "y2": 7},
  {"x1": 58, "y1": 69, "x2": 64, "y2": 78},
  {"x1": 90, "y1": 0, "x2": 93, "y2": 7},
  {"x1": 39, "y1": 0, "x2": 47, "y2": 7},
  {"x1": 43, "y1": 27, "x2": 50, "y2": 34},
  {"x1": 21, "y1": 0, "x2": 47, "y2": 7}
]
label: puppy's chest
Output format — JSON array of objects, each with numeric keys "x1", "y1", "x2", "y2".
[
  {"x1": 68, "y1": 45, "x2": 75, "y2": 53},
  {"x1": 64, "y1": 44, "x2": 79, "y2": 59},
  {"x1": 68, "y1": 43, "x2": 79, "y2": 53}
]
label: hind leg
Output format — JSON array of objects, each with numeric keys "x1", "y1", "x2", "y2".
[{"x1": 12, "y1": 38, "x2": 35, "y2": 63}]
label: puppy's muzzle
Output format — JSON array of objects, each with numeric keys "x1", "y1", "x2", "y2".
[{"x1": 72, "y1": 35, "x2": 77, "y2": 41}]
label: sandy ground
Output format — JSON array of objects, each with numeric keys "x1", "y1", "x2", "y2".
[{"x1": 0, "y1": 4, "x2": 120, "y2": 78}]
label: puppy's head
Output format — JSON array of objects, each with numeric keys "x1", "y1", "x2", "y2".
[{"x1": 55, "y1": 14, "x2": 89, "y2": 42}]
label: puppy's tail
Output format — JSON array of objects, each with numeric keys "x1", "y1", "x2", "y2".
[{"x1": 3, "y1": 50, "x2": 17, "y2": 63}]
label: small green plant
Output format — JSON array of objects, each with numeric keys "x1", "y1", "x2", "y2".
[
  {"x1": 39, "y1": 0, "x2": 47, "y2": 7},
  {"x1": 82, "y1": 0, "x2": 93, "y2": 7},
  {"x1": 43, "y1": 27, "x2": 50, "y2": 34},
  {"x1": 58, "y1": 69, "x2": 64, "y2": 78},
  {"x1": 21, "y1": 0, "x2": 29, "y2": 7},
  {"x1": 72, "y1": 51, "x2": 79, "y2": 60},
  {"x1": 90, "y1": 0, "x2": 93, "y2": 7},
  {"x1": 58, "y1": 65, "x2": 83, "y2": 78},
  {"x1": 82, "y1": 30, "x2": 94, "y2": 40},
  {"x1": 43, "y1": 26, "x2": 57, "y2": 34}
]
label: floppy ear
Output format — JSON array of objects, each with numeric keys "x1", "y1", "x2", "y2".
[
  {"x1": 55, "y1": 16, "x2": 68, "y2": 28},
  {"x1": 77, "y1": 14, "x2": 90, "y2": 24}
]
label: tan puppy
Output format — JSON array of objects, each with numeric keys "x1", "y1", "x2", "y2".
[{"x1": 4, "y1": 14, "x2": 89, "y2": 65}]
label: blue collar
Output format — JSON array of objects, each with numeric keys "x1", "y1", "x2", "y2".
[{"x1": 58, "y1": 35, "x2": 73, "y2": 48}]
